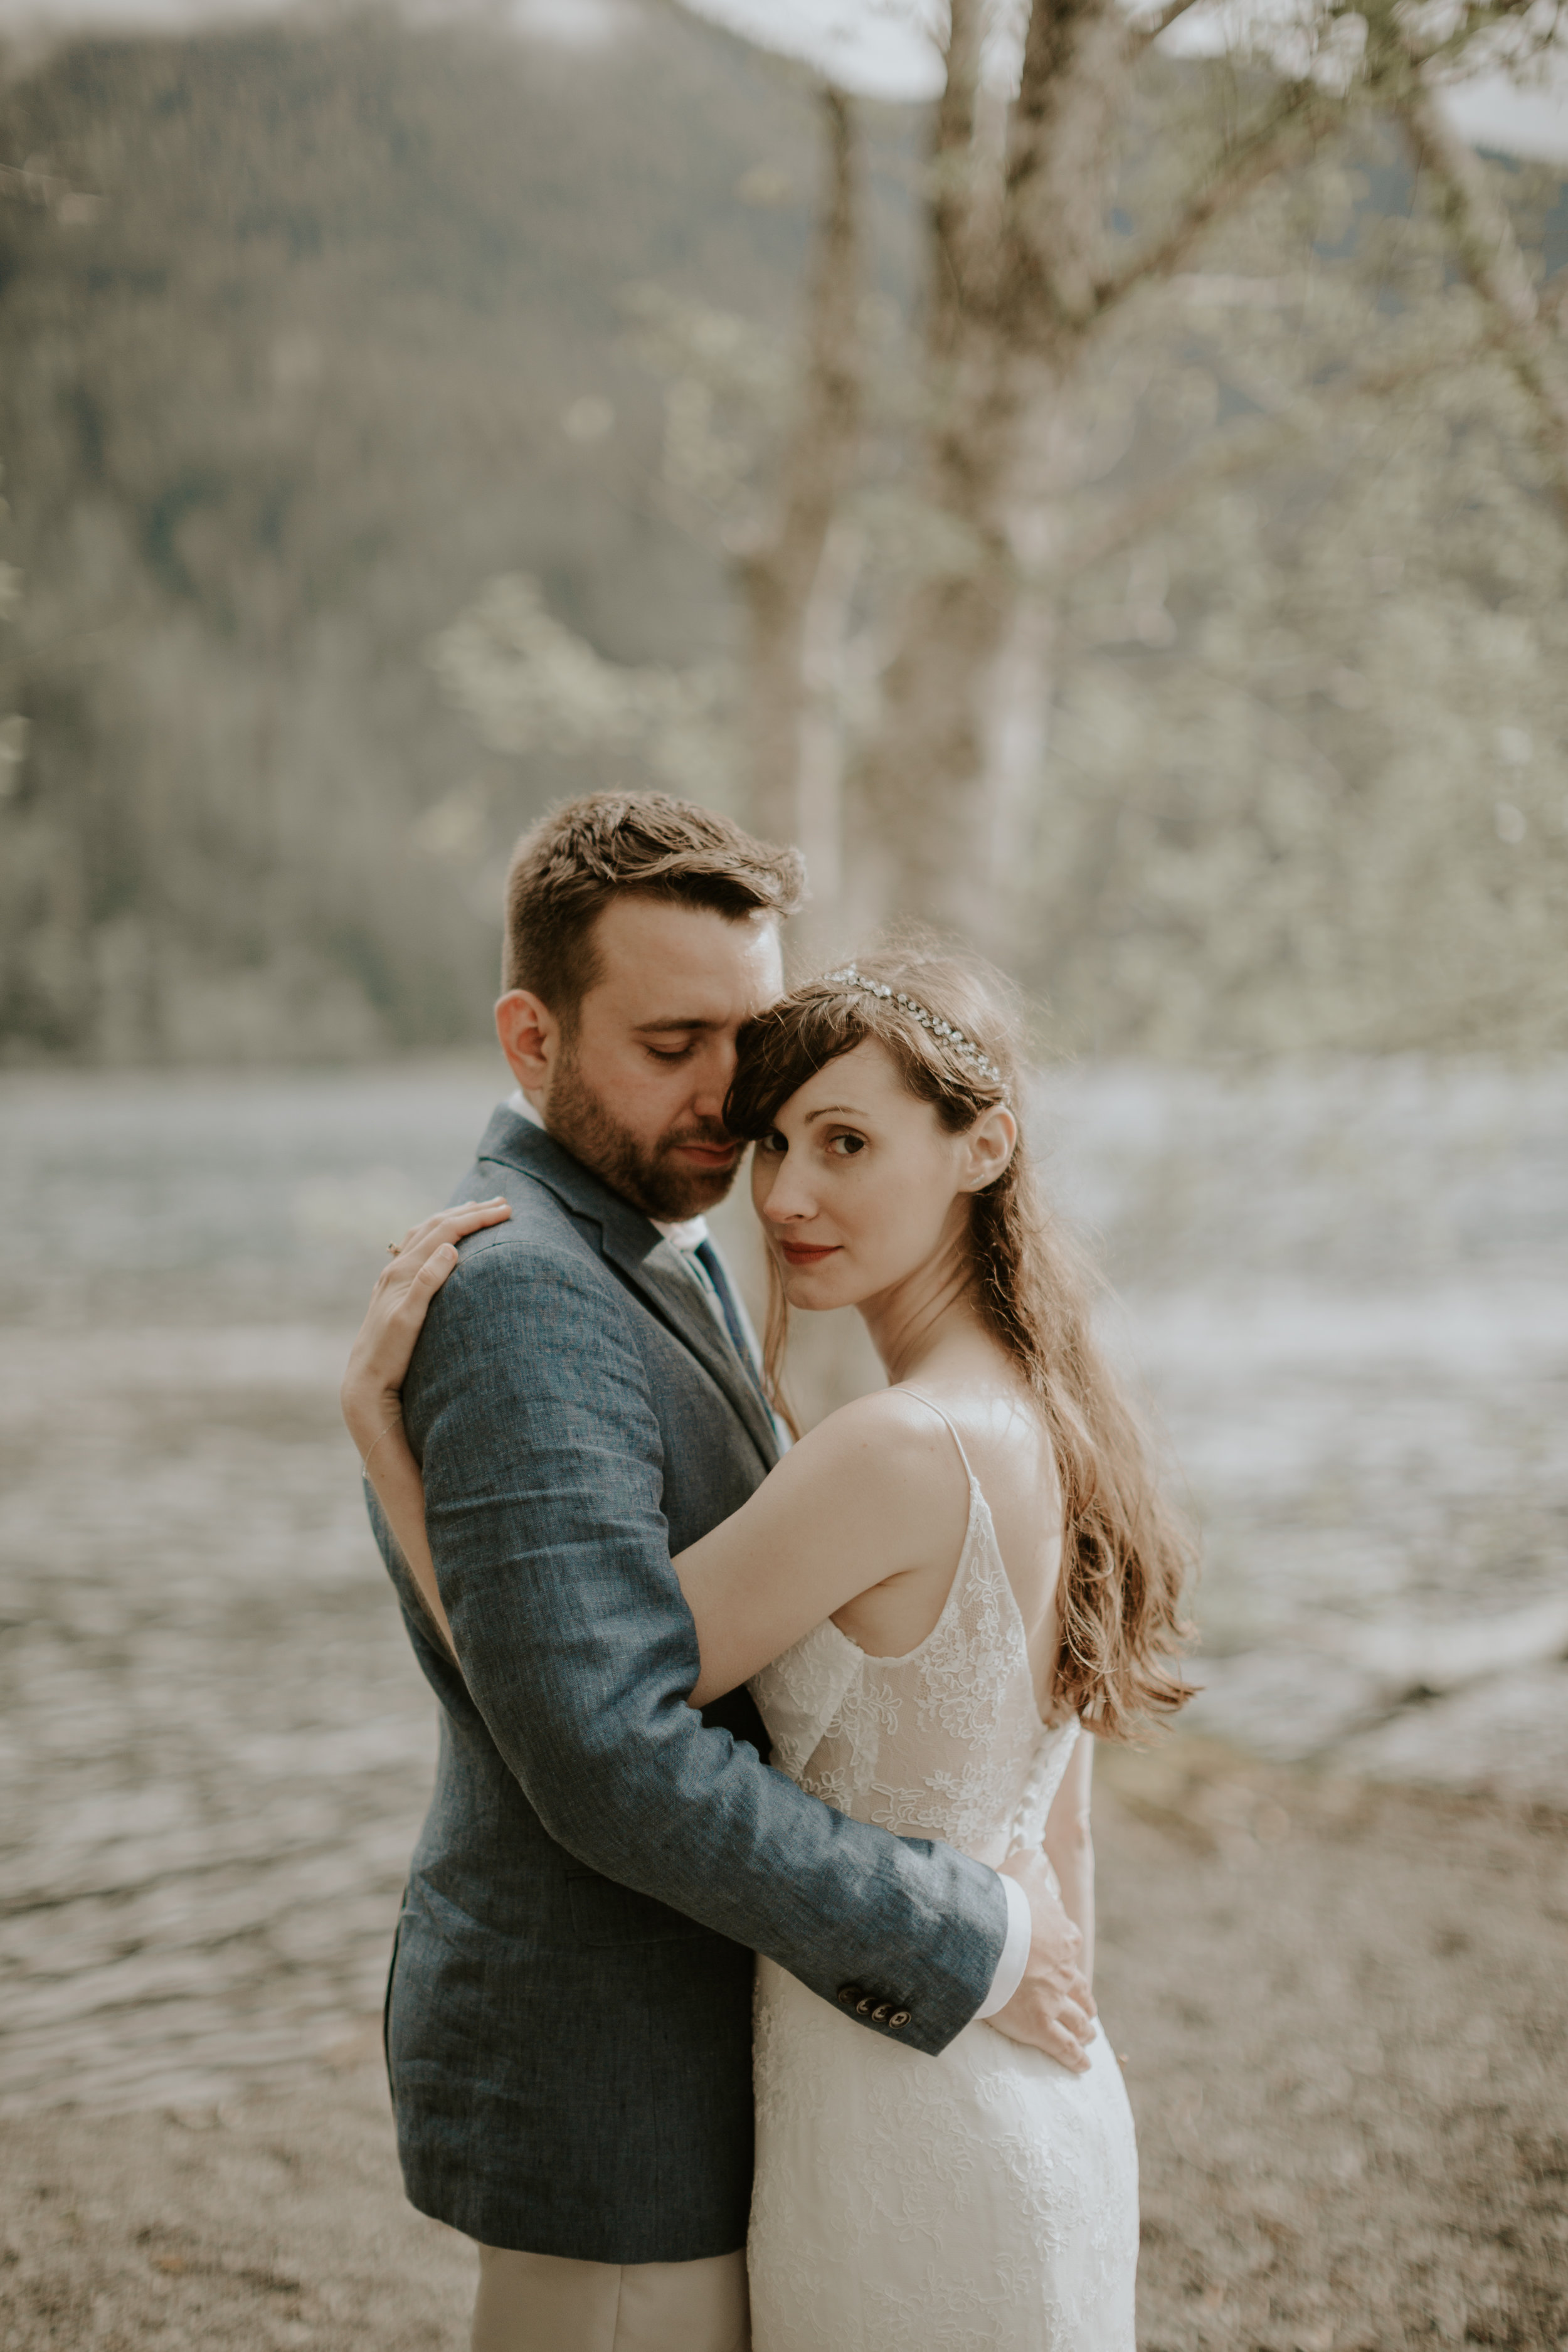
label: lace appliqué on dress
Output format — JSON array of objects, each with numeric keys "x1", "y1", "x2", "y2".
[
  {"x1": 753, "y1": 1478, "x2": 1079, "y2": 1872},
  {"x1": 746, "y1": 1435, "x2": 1140, "y2": 2352}
]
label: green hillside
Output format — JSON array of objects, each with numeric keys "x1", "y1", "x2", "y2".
[{"x1": 0, "y1": 2, "x2": 914, "y2": 1057}]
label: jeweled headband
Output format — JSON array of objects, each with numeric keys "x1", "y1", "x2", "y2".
[{"x1": 824, "y1": 963, "x2": 1006, "y2": 1089}]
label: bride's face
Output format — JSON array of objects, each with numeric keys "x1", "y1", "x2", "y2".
[{"x1": 749, "y1": 1037, "x2": 1014, "y2": 1313}]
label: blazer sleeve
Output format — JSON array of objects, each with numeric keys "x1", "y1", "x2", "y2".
[{"x1": 399, "y1": 1231, "x2": 1009, "y2": 2058}]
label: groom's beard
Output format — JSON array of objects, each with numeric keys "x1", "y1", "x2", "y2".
[{"x1": 546, "y1": 1047, "x2": 741, "y2": 1222}]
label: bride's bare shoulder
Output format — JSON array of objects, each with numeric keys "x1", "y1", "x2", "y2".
[{"x1": 782, "y1": 1387, "x2": 967, "y2": 1507}]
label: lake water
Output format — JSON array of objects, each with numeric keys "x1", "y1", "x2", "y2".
[{"x1": 2, "y1": 1056, "x2": 1565, "y2": 2114}]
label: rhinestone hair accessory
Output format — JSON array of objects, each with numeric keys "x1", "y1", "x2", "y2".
[{"x1": 825, "y1": 964, "x2": 1005, "y2": 1089}]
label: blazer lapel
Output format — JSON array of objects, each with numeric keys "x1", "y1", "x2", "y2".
[
  {"x1": 475, "y1": 1109, "x2": 780, "y2": 1471},
  {"x1": 607, "y1": 1231, "x2": 780, "y2": 1469}
]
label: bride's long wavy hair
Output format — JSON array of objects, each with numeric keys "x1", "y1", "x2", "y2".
[{"x1": 724, "y1": 948, "x2": 1194, "y2": 1742}]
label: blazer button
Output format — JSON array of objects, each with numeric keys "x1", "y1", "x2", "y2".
[
  {"x1": 837, "y1": 1984, "x2": 859, "y2": 2008},
  {"x1": 856, "y1": 1996, "x2": 874, "y2": 2016},
  {"x1": 872, "y1": 2003, "x2": 891, "y2": 2023},
  {"x1": 888, "y1": 2010, "x2": 911, "y2": 2029}
]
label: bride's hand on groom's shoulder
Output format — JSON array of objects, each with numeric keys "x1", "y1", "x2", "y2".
[
  {"x1": 990, "y1": 1848, "x2": 1098, "y2": 2074},
  {"x1": 340, "y1": 1199, "x2": 512, "y2": 1458}
]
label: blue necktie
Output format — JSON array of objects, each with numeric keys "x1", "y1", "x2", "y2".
[{"x1": 695, "y1": 1239, "x2": 769, "y2": 1406}]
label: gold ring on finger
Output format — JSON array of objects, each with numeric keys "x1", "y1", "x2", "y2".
[{"x1": 386, "y1": 1242, "x2": 401, "y2": 1257}]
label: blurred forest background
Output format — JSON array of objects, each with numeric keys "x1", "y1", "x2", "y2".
[{"x1": 1, "y1": 0, "x2": 1565, "y2": 1065}]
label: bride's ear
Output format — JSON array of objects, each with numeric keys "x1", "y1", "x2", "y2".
[{"x1": 958, "y1": 1105, "x2": 1017, "y2": 1194}]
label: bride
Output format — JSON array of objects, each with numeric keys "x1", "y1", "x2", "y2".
[{"x1": 347, "y1": 950, "x2": 1192, "y2": 2351}]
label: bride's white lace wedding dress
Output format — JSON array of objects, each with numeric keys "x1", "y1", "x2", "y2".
[{"x1": 746, "y1": 1394, "x2": 1139, "y2": 2351}]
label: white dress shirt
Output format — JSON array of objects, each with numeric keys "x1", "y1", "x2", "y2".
[{"x1": 501, "y1": 1089, "x2": 1032, "y2": 2018}]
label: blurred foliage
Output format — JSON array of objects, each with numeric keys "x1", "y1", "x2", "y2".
[
  {"x1": 432, "y1": 571, "x2": 734, "y2": 804},
  {"x1": 0, "y1": 2, "x2": 1564, "y2": 1060},
  {"x1": 1027, "y1": 109, "x2": 1568, "y2": 1052},
  {"x1": 0, "y1": 2, "x2": 915, "y2": 1059}
]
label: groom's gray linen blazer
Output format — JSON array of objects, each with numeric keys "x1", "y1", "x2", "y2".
[{"x1": 374, "y1": 1104, "x2": 1009, "y2": 2265}]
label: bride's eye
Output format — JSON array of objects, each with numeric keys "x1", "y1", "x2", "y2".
[
  {"x1": 759, "y1": 1130, "x2": 787, "y2": 1157},
  {"x1": 827, "y1": 1133, "x2": 867, "y2": 1158}
]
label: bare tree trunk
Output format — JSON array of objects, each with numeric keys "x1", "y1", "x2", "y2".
[
  {"x1": 849, "y1": 0, "x2": 1333, "y2": 950},
  {"x1": 793, "y1": 514, "x2": 862, "y2": 946},
  {"x1": 858, "y1": 0, "x2": 1129, "y2": 945},
  {"x1": 1399, "y1": 85, "x2": 1568, "y2": 524},
  {"x1": 738, "y1": 85, "x2": 862, "y2": 889}
]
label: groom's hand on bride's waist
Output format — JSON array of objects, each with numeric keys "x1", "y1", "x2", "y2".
[{"x1": 987, "y1": 1850, "x2": 1097, "y2": 2073}]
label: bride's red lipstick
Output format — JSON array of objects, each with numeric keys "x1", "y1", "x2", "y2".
[{"x1": 778, "y1": 1239, "x2": 840, "y2": 1267}]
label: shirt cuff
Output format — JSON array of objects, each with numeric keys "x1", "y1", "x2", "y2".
[{"x1": 974, "y1": 1870, "x2": 1032, "y2": 2020}]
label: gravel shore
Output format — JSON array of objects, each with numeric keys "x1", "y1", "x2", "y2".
[{"x1": 5, "y1": 1741, "x2": 1564, "y2": 2352}]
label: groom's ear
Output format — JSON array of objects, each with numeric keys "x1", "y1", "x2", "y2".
[
  {"x1": 496, "y1": 990, "x2": 559, "y2": 1091},
  {"x1": 958, "y1": 1106, "x2": 1018, "y2": 1194}
]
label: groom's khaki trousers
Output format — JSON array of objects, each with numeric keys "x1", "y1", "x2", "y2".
[{"x1": 470, "y1": 2243, "x2": 750, "y2": 2352}]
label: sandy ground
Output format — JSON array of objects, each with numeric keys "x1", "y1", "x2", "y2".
[
  {"x1": 3, "y1": 1069, "x2": 1564, "y2": 2346},
  {"x1": 4, "y1": 1740, "x2": 1564, "y2": 2352}
]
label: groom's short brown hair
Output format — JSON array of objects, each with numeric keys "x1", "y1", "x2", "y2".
[{"x1": 502, "y1": 792, "x2": 805, "y2": 1019}]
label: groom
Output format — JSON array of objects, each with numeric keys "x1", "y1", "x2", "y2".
[{"x1": 374, "y1": 792, "x2": 1096, "y2": 2352}]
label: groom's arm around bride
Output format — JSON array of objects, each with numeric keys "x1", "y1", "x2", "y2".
[{"x1": 361, "y1": 793, "x2": 1092, "y2": 2329}]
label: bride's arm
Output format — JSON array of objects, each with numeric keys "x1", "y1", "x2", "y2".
[
  {"x1": 340, "y1": 1199, "x2": 513, "y2": 1657},
  {"x1": 1042, "y1": 1733, "x2": 1096, "y2": 1984},
  {"x1": 343, "y1": 1208, "x2": 962, "y2": 1702},
  {"x1": 673, "y1": 1391, "x2": 970, "y2": 1705}
]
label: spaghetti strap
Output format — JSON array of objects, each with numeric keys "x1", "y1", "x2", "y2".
[{"x1": 897, "y1": 1387, "x2": 977, "y2": 1485}]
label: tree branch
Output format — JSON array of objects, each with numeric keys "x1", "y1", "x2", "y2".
[
  {"x1": 1052, "y1": 343, "x2": 1489, "y2": 579},
  {"x1": 1125, "y1": 0, "x2": 1212, "y2": 60},
  {"x1": 1089, "y1": 97, "x2": 1322, "y2": 315},
  {"x1": 1397, "y1": 82, "x2": 1568, "y2": 523},
  {"x1": 926, "y1": 0, "x2": 988, "y2": 362}
]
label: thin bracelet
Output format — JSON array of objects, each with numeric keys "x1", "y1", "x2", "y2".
[{"x1": 361, "y1": 1416, "x2": 403, "y2": 1478}]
